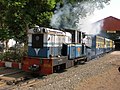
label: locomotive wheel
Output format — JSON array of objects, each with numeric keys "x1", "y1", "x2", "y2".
[
  {"x1": 85, "y1": 57, "x2": 89, "y2": 62},
  {"x1": 74, "y1": 61, "x2": 78, "y2": 65},
  {"x1": 53, "y1": 64, "x2": 66, "y2": 73}
]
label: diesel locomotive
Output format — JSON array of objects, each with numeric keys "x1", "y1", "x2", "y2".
[{"x1": 22, "y1": 26, "x2": 114, "y2": 75}]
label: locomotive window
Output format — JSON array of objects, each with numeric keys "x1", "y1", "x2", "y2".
[{"x1": 32, "y1": 34, "x2": 43, "y2": 48}]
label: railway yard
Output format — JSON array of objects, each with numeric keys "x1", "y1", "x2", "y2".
[
  {"x1": 0, "y1": 51, "x2": 120, "y2": 90},
  {"x1": 1, "y1": 0, "x2": 120, "y2": 90}
]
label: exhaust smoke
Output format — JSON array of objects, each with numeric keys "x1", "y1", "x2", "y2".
[{"x1": 50, "y1": 0, "x2": 105, "y2": 35}]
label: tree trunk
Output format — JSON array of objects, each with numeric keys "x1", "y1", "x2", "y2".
[
  {"x1": 23, "y1": 24, "x2": 29, "y2": 54},
  {"x1": 4, "y1": 40, "x2": 9, "y2": 52}
]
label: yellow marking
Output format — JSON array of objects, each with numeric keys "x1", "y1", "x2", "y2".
[{"x1": 44, "y1": 64, "x2": 52, "y2": 68}]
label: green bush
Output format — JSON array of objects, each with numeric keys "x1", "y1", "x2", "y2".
[
  {"x1": 0, "y1": 53, "x2": 4, "y2": 60},
  {"x1": 0, "y1": 50, "x2": 27, "y2": 62}
]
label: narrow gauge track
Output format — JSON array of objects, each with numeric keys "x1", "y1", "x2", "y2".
[
  {"x1": 0, "y1": 77, "x2": 39, "y2": 90},
  {"x1": 0, "y1": 68, "x2": 38, "y2": 90}
]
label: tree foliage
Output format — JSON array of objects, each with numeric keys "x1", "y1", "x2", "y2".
[
  {"x1": 0, "y1": 0, "x2": 110, "y2": 43},
  {"x1": 0, "y1": 0, "x2": 57, "y2": 43}
]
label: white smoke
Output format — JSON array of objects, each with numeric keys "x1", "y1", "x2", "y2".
[
  {"x1": 50, "y1": 1, "x2": 105, "y2": 35},
  {"x1": 80, "y1": 19, "x2": 104, "y2": 35},
  {"x1": 50, "y1": 1, "x2": 96, "y2": 29}
]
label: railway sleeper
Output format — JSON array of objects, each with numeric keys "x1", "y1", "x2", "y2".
[{"x1": 6, "y1": 77, "x2": 31, "y2": 85}]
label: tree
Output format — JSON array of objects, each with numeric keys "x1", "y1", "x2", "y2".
[{"x1": 0, "y1": 0, "x2": 12, "y2": 50}]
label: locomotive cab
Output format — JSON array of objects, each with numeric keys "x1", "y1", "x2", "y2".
[{"x1": 28, "y1": 26, "x2": 71, "y2": 58}]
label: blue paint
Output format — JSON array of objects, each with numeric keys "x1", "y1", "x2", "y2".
[
  {"x1": 28, "y1": 46, "x2": 62, "y2": 58},
  {"x1": 96, "y1": 48, "x2": 104, "y2": 55},
  {"x1": 28, "y1": 46, "x2": 49, "y2": 58},
  {"x1": 75, "y1": 44, "x2": 82, "y2": 58},
  {"x1": 91, "y1": 36, "x2": 96, "y2": 50},
  {"x1": 68, "y1": 45, "x2": 76, "y2": 59},
  {"x1": 67, "y1": 44, "x2": 86, "y2": 60}
]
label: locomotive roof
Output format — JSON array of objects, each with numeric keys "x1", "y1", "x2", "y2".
[{"x1": 28, "y1": 27, "x2": 71, "y2": 36}]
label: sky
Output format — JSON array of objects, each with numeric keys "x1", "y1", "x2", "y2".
[{"x1": 90, "y1": 0, "x2": 120, "y2": 23}]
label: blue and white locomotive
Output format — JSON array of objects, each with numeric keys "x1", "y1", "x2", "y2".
[{"x1": 22, "y1": 26, "x2": 114, "y2": 75}]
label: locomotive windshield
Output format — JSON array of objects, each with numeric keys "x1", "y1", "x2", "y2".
[{"x1": 32, "y1": 34, "x2": 43, "y2": 48}]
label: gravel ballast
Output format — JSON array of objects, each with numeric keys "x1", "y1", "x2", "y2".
[{"x1": 12, "y1": 51, "x2": 120, "y2": 90}]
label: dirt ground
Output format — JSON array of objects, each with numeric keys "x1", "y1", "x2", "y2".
[{"x1": 75, "y1": 51, "x2": 120, "y2": 90}]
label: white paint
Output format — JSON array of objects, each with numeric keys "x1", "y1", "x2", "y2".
[
  {"x1": 19, "y1": 63, "x2": 22, "y2": 69},
  {"x1": 5, "y1": 62, "x2": 12, "y2": 68},
  {"x1": 34, "y1": 48, "x2": 40, "y2": 55}
]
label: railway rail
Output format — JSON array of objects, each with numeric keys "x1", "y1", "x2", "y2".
[{"x1": 0, "y1": 68, "x2": 38, "y2": 90}]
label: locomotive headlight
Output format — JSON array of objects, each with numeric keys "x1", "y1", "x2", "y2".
[
  {"x1": 35, "y1": 36, "x2": 40, "y2": 41},
  {"x1": 33, "y1": 25, "x2": 40, "y2": 33},
  {"x1": 29, "y1": 64, "x2": 40, "y2": 72}
]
